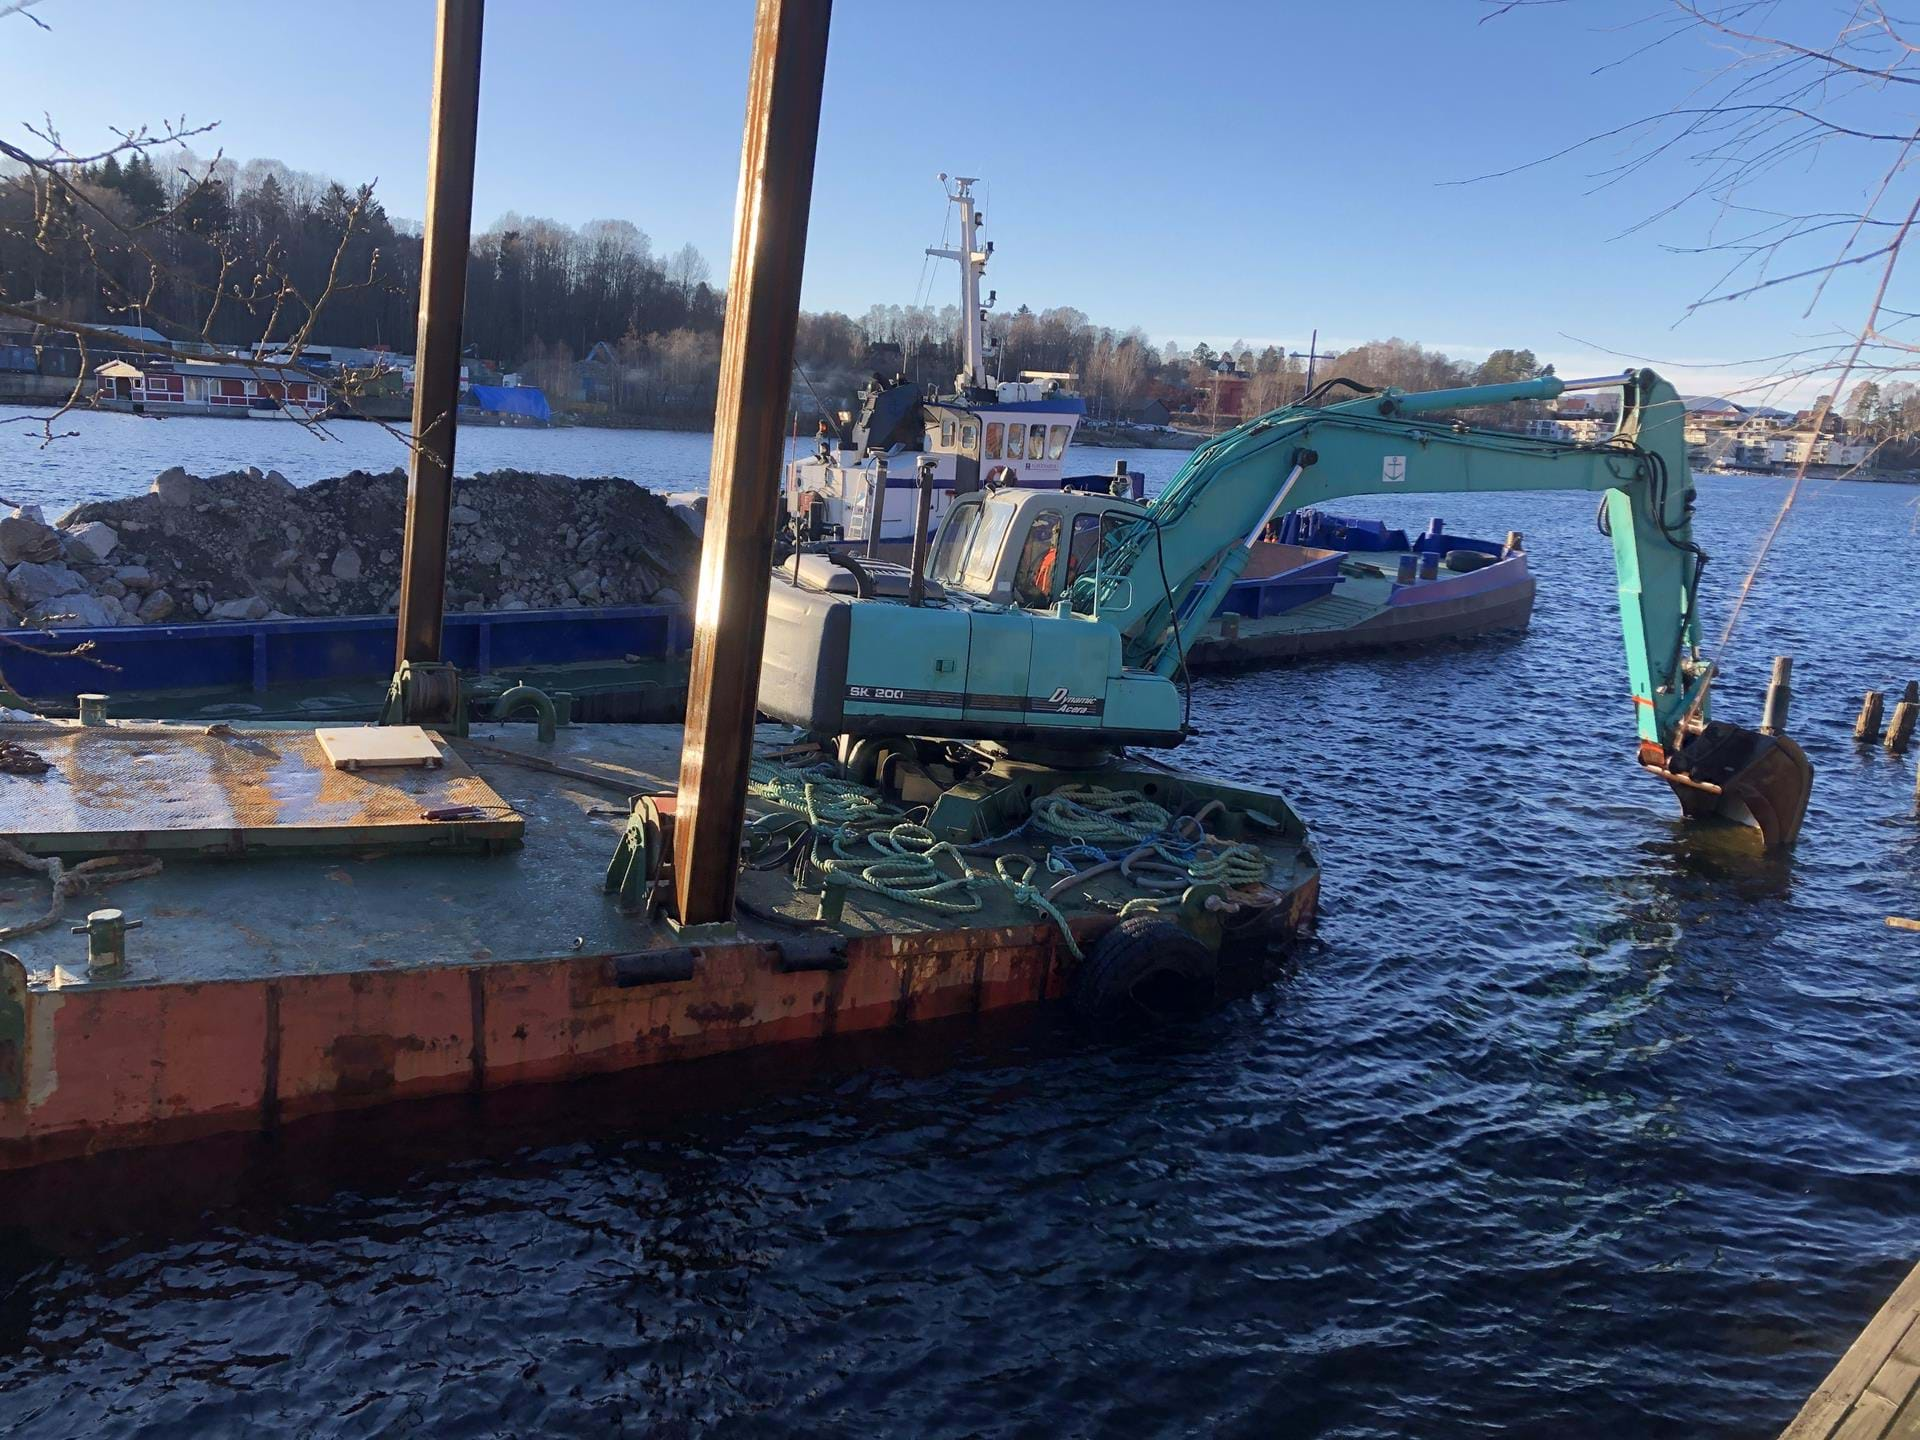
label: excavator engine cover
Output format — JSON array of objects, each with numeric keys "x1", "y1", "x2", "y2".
[{"x1": 1663, "y1": 720, "x2": 1814, "y2": 849}]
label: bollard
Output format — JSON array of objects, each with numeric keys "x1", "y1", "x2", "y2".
[
  {"x1": 1856, "y1": 690, "x2": 1886, "y2": 743},
  {"x1": 76, "y1": 693, "x2": 108, "y2": 726},
  {"x1": 1417, "y1": 552, "x2": 1440, "y2": 582},
  {"x1": 1760, "y1": 655, "x2": 1793, "y2": 736},
  {"x1": 1396, "y1": 554, "x2": 1418, "y2": 584},
  {"x1": 1888, "y1": 700, "x2": 1919, "y2": 756},
  {"x1": 816, "y1": 872, "x2": 850, "y2": 924},
  {"x1": 1505, "y1": 530, "x2": 1524, "y2": 554},
  {"x1": 70, "y1": 908, "x2": 141, "y2": 974}
]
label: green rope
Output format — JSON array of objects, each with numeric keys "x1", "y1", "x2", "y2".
[
  {"x1": 747, "y1": 759, "x2": 1269, "y2": 949},
  {"x1": 993, "y1": 853, "x2": 1084, "y2": 959},
  {"x1": 1029, "y1": 785, "x2": 1172, "y2": 845},
  {"x1": 822, "y1": 822, "x2": 982, "y2": 914},
  {"x1": 1189, "y1": 840, "x2": 1270, "y2": 889},
  {"x1": 749, "y1": 759, "x2": 901, "y2": 830}
]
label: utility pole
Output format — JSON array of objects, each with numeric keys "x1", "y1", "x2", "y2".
[
  {"x1": 672, "y1": 0, "x2": 833, "y2": 928},
  {"x1": 395, "y1": 0, "x2": 484, "y2": 672}
]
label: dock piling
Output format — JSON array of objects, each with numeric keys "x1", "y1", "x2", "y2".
[
  {"x1": 395, "y1": 0, "x2": 485, "y2": 672},
  {"x1": 672, "y1": 0, "x2": 833, "y2": 928},
  {"x1": 1855, "y1": 690, "x2": 1886, "y2": 743},
  {"x1": 1887, "y1": 686, "x2": 1918, "y2": 756}
]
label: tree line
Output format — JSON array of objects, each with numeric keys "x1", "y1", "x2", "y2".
[{"x1": 1, "y1": 147, "x2": 1552, "y2": 428}]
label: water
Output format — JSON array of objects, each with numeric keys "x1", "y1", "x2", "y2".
[{"x1": 2, "y1": 422, "x2": 1919, "y2": 1437}]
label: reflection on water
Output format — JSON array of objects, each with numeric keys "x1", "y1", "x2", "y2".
[{"x1": 1, "y1": 449, "x2": 1918, "y2": 1437}]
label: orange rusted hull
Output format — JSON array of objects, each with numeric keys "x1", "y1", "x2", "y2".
[
  {"x1": 0, "y1": 879, "x2": 1295, "y2": 1171},
  {"x1": 0, "y1": 877, "x2": 1319, "y2": 1170}
]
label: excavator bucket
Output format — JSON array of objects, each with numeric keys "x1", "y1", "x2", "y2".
[{"x1": 1657, "y1": 721, "x2": 1815, "y2": 850}]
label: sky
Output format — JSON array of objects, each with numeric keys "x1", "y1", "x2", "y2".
[{"x1": 1, "y1": 0, "x2": 1892, "y2": 403}]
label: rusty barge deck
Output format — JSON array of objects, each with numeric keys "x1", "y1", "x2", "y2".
[{"x1": 0, "y1": 719, "x2": 1318, "y2": 1171}]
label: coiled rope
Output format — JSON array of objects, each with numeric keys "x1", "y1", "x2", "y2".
[{"x1": 746, "y1": 761, "x2": 1277, "y2": 958}]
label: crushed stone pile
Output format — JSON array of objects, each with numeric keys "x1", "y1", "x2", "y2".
[{"x1": 1, "y1": 467, "x2": 705, "y2": 629}]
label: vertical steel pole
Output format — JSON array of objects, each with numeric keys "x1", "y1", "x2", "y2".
[
  {"x1": 673, "y1": 0, "x2": 833, "y2": 927},
  {"x1": 395, "y1": 0, "x2": 485, "y2": 668}
]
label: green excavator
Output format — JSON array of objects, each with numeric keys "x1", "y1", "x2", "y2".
[{"x1": 759, "y1": 368, "x2": 1813, "y2": 849}]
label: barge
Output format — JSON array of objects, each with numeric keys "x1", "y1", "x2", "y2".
[{"x1": 0, "y1": 716, "x2": 1318, "y2": 1169}]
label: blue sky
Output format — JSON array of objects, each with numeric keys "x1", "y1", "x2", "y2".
[{"x1": 2, "y1": 0, "x2": 1887, "y2": 401}]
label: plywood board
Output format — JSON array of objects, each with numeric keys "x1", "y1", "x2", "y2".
[{"x1": 316, "y1": 725, "x2": 444, "y2": 771}]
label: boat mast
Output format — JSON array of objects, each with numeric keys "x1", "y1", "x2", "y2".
[{"x1": 927, "y1": 174, "x2": 990, "y2": 393}]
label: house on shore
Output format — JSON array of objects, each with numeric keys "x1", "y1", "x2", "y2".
[{"x1": 95, "y1": 357, "x2": 330, "y2": 419}]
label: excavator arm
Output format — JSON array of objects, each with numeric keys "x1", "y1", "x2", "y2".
[
  {"x1": 1092, "y1": 370, "x2": 1703, "y2": 752},
  {"x1": 1081, "y1": 367, "x2": 1809, "y2": 844}
]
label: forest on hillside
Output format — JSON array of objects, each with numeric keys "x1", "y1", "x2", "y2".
[{"x1": 1, "y1": 147, "x2": 1555, "y2": 426}]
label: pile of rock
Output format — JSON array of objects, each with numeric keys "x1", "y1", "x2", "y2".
[{"x1": 2, "y1": 467, "x2": 704, "y2": 629}]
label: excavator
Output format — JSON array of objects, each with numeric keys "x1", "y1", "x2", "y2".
[{"x1": 758, "y1": 367, "x2": 1813, "y2": 850}]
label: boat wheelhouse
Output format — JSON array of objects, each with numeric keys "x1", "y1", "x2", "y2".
[{"x1": 786, "y1": 176, "x2": 1099, "y2": 543}]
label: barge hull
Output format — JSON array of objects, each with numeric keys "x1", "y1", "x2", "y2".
[{"x1": 0, "y1": 722, "x2": 1319, "y2": 1170}]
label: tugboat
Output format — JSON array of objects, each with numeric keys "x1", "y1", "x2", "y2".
[{"x1": 785, "y1": 176, "x2": 1131, "y2": 545}]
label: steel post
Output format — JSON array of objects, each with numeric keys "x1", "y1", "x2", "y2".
[
  {"x1": 908, "y1": 457, "x2": 935, "y2": 606},
  {"x1": 673, "y1": 0, "x2": 833, "y2": 927},
  {"x1": 395, "y1": 0, "x2": 485, "y2": 668}
]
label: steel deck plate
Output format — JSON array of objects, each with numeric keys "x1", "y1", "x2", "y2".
[{"x1": 0, "y1": 721, "x2": 522, "y2": 856}]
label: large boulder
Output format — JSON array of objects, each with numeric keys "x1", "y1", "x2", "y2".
[
  {"x1": 137, "y1": 588, "x2": 176, "y2": 623},
  {"x1": 0, "y1": 514, "x2": 62, "y2": 566},
  {"x1": 5, "y1": 560, "x2": 86, "y2": 607},
  {"x1": 24, "y1": 591, "x2": 117, "y2": 629},
  {"x1": 63, "y1": 520, "x2": 118, "y2": 563},
  {"x1": 208, "y1": 596, "x2": 270, "y2": 622},
  {"x1": 151, "y1": 467, "x2": 200, "y2": 507}
]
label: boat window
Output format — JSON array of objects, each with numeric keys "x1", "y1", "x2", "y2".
[
  {"x1": 960, "y1": 423, "x2": 977, "y2": 452},
  {"x1": 1064, "y1": 512, "x2": 1103, "y2": 586},
  {"x1": 1029, "y1": 424, "x2": 1047, "y2": 459},
  {"x1": 931, "y1": 501, "x2": 983, "y2": 585},
  {"x1": 985, "y1": 422, "x2": 1003, "y2": 459},
  {"x1": 1006, "y1": 424, "x2": 1026, "y2": 460},
  {"x1": 941, "y1": 418, "x2": 955, "y2": 448},
  {"x1": 958, "y1": 502, "x2": 1019, "y2": 593},
  {"x1": 1013, "y1": 509, "x2": 1066, "y2": 608},
  {"x1": 1048, "y1": 424, "x2": 1070, "y2": 460}
]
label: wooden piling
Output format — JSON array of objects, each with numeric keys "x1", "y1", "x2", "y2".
[
  {"x1": 1855, "y1": 691, "x2": 1886, "y2": 743},
  {"x1": 395, "y1": 0, "x2": 486, "y2": 670},
  {"x1": 1887, "y1": 700, "x2": 1918, "y2": 757},
  {"x1": 672, "y1": 0, "x2": 833, "y2": 928}
]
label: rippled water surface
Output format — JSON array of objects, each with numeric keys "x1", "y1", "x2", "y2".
[{"x1": 3, "y1": 424, "x2": 1919, "y2": 1437}]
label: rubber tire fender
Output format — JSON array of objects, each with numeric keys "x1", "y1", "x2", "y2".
[
  {"x1": 1072, "y1": 913, "x2": 1217, "y2": 1025},
  {"x1": 1442, "y1": 548, "x2": 1495, "y2": 573}
]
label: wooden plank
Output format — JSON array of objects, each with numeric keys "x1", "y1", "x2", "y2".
[
  {"x1": 1868, "y1": 1349, "x2": 1920, "y2": 1413},
  {"x1": 1883, "y1": 1375, "x2": 1920, "y2": 1438},
  {"x1": 1785, "y1": 1264, "x2": 1920, "y2": 1439},
  {"x1": 1835, "y1": 1389, "x2": 1901, "y2": 1440}
]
